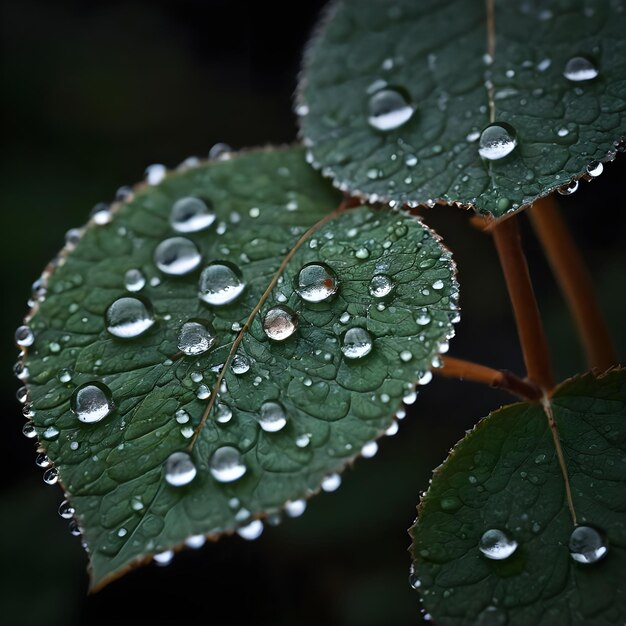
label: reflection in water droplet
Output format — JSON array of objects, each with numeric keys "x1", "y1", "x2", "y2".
[
  {"x1": 59, "y1": 500, "x2": 76, "y2": 519},
  {"x1": 154, "y1": 237, "x2": 202, "y2": 276},
  {"x1": 164, "y1": 451, "x2": 197, "y2": 487},
  {"x1": 341, "y1": 327, "x2": 373, "y2": 359},
  {"x1": 368, "y1": 88, "x2": 415, "y2": 131},
  {"x1": 231, "y1": 354, "x2": 250, "y2": 374},
  {"x1": 215, "y1": 403, "x2": 233, "y2": 424},
  {"x1": 22, "y1": 422, "x2": 37, "y2": 438},
  {"x1": 15, "y1": 325, "x2": 34, "y2": 347},
  {"x1": 177, "y1": 321, "x2": 217, "y2": 356},
  {"x1": 185, "y1": 535, "x2": 206, "y2": 549},
  {"x1": 586, "y1": 160, "x2": 603, "y2": 177},
  {"x1": 237, "y1": 519, "x2": 264, "y2": 540},
  {"x1": 569, "y1": 525, "x2": 608, "y2": 564},
  {"x1": 145, "y1": 164, "x2": 167, "y2": 185},
  {"x1": 106, "y1": 296, "x2": 155, "y2": 339},
  {"x1": 35, "y1": 453, "x2": 51, "y2": 468},
  {"x1": 478, "y1": 123, "x2": 518, "y2": 160},
  {"x1": 321, "y1": 473, "x2": 342, "y2": 492},
  {"x1": 558, "y1": 179, "x2": 579, "y2": 195},
  {"x1": 259, "y1": 401, "x2": 287, "y2": 432},
  {"x1": 296, "y1": 262, "x2": 339, "y2": 302},
  {"x1": 170, "y1": 197, "x2": 216, "y2": 233},
  {"x1": 198, "y1": 261, "x2": 245, "y2": 305},
  {"x1": 478, "y1": 529, "x2": 518, "y2": 560},
  {"x1": 361, "y1": 441, "x2": 378, "y2": 458},
  {"x1": 210, "y1": 446, "x2": 247, "y2": 482},
  {"x1": 71, "y1": 382, "x2": 115, "y2": 424},
  {"x1": 124, "y1": 269, "x2": 146, "y2": 292},
  {"x1": 563, "y1": 56, "x2": 598, "y2": 82},
  {"x1": 369, "y1": 274, "x2": 394, "y2": 298},
  {"x1": 263, "y1": 306, "x2": 298, "y2": 341}
]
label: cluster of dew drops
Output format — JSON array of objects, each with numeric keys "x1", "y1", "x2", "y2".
[
  {"x1": 14, "y1": 143, "x2": 452, "y2": 564},
  {"x1": 300, "y1": 50, "x2": 625, "y2": 209}
]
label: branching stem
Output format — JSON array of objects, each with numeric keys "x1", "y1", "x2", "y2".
[
  {"x1": 492, "y1": 216, "x2": 555, "y2": 391},
  {"x1": 530, "y1": 195, "x2": 616, "y2": 372}
]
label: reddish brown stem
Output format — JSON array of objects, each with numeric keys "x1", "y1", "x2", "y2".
[
  {"x1": 530, "y1": 196, "x2": 616, "y2": 372},
  {"x1": 438, "y1": 356, "x2": 541, "y2": 401},
  {"x1": 492, "y1": 216, "x2": 555, "y2": 391}
]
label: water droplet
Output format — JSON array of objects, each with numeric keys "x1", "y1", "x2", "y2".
[
  {"x1": 210, "y1": 446, "x2": 247, "y2": 482},
  {"x1": 90, "y1": 202, "x2": 112, "y2": 225},
  {"x1": 563, "y1": 56, "x2": 598, "y2": 82},
  {"x1": 124, "y1": 269, "x2": 146, "y2": 292},
  {"x1": 59, "y1": 500, "x2": 75, "y2": 519},
  {"x1": 164, "y1": 451, "x2": 197, "y2": 487},
  {"x1": 569, "y1": 525, "x2": 608, "y2": 564},
  {"x1": 42, "y1": 425, "x2": 59, "y2": 440},
  {"x1": 215, "y1": 403, "x2": 233, "y2": 424},
  {"x1": 355, "y1": 247, "x2": 370, "y2": 260},
  {"x1": 400, "y1": 350, "x2": 412, "y2": 362},
  {"x1": 70, "y1": 382, "x2": 115, "y2": 424},
  {"x1": 231, "y1": 354, "x2": 250, "y2": 374},
  {"x1": 478, "y1": 123, "x2": 518, "y2": 160},
  {"x1": 177, "y1": 321, "x2": 217, "y2": 356},
  {"x1": 68, "y1": 520, "x2": 81, "y2": 536},
  {"x1": 185, "y1": 535, "x2": 206, "y2": 549},
  {"x1": 558, "y1": 179, "x2": 579, "y2": 195},
  {"x1": 198, "y1": 261, "x2": 245, "y2": 306},
  {"x1": 296, "y1": 262, "x2": 339, "y2": 302},
  {"x1": 586, "y1": 160, "x2": 603, "y2": 177},
  {"x1": 35, "y1": 453, "x2": 51, "y2": 468},
  {"x1": 43, "y1": 467, "x2": 59, "y2": 485},
  {"x1": 418, "y1": 371, "x2": 433, "y2": 385},
  {"x1": 237, "y1": 519, "x2": 264, "y2": 540},
  {"x1": 262, "y1": 306, "x2": 298, "y2": 341},
  {"x1": 408, "y1": 571, "x2": 421, "y2": 590},
  {"x1": 321, "y1": 473, "x2": 342, "y2": 492},
  {"x1": 154, "y1": 237, "x2": 201, "y2": 276},
  {"x1": 369, "y1": 274, "x2": 393, "y2": 298},
  {"x1": 15, "y1": 325, "x2": 34, "y2": 347},
  {"x1": 259, "y1": 401, "x2": 287, "y2": 433},
  {"x1": 432, "y1": 279, "x2": 444, "y2": 290},
  {"x1": 153, "y1": 550, "x2": 174, "y2": 566},
  {"x1": 478, "y1": 529, "x2": 518, "y2": 560},
  {"x1": 367, "y1": 88, "x2": 415, "y2": 131},
  {"x1": 209, "y1": 142, "x2": 232, "y2": 160},
  {"x1": 416, "y1": 311, "x2": 431, "y2": 325},
  {"x1": 361, "y1": 441, "x2": 378, "y2": 458},
  {"x1": 16, "y1": 386, "x2": 28, "y2": 403},
  {"x1": 341, "y1": 327, "x2": 373, "y2": 360},
  {"x1": 106, "y1": 296, "x2": 155, "y2": 339},
  {"x1": 145, "y1": 163, "x2": 166, "y2": 185},
  {"x1": 170, "y1": 197, "x2": 215, "y2": 233}
]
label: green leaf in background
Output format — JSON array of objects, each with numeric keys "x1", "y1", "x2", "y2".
[
  {"x1": 17, "y1": 146, "x2": 458, "y2": 589},
  {"x1": 298, "y1": 0, "x2": 626, "y2": 216},
  {"x1": 409, "y1": 368, "x2": 626, "y2": 625}
]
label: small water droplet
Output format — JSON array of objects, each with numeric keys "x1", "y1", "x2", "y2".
[
  {"x1": 569, "y1": 525, "x2": 608, "y2": 564},
  {"x1": 164, "y1": 451, "x2": 197, "y2": 487},
  {"x1": 361, "y1": 441, "x2": 378, "y2": 458},
  {"x1": 185, "y1": 534, "x2": 206, "y2": 549},
  {"x1": 106, "y1": 296, "x2": 155, "y2": 339},
  {"x1": 369, "y1": 274, "x2": 393, "y2": 298},
  {"x1": 153, "y1": 550, "x2": 174, "y2": 565},
  {"x1": 124, "y1": 269, "x2": 146, "y2": 292},
  {"x1": 418, "y1": 371, "x2": 433, "y2": 385},
  {"x1": 59, "y1": 500, "x2": 75, "y2": 519},
  {"x1": 154, "y1": 237, "x2": 201, "y2": 276},
  {"x1": 478, "y1": 529, "x2": 518, "y2": 560},
  {"x1": 478, "y1": 123, "x2": 518, "y2": 160},
  {"x1": 177, "y1": 320, "x2": 217, "y2": 356},
  {"x1": 15, "y1": 325, "x2": 34, "y2": 347},
  {"x1": 259, "y1": 401, "x2": 287, "y2": 432},
  {"x1": 237, "y1": 519, "x2": 264, "y2": 540},
  {"x1": 563, "y1": 56, "x2": 598, "y2": 82},
  {"x1": 210, "y1": 446, "x2": 247, "y2": 482},
  {"x1": 400, "y1": 350, "x2": 412, "y2": 362},
  {"x1": 367, "y1": 88, "x2": 415, "y2": 131},
  {"x1": 198, "y1": 261, "x2": 245, "y2": 306},
  {"x1": 284, "y1": 499, "x2": 307, "y2": 518},
  {"x1": 341, "y1": 327, "x2": 373, "y2": 360},
  {"x1": 170, "y1": 197, "x2": 215, "y2": 233},
  {"x1": 145, "y1": 164, "x2": 166, "y2": 185},
  {"x1": 43, "y1": 467, "x2": 59, "y2": 485},
  {"x1": 586, "y1": 160, "x2": 603, "y2": 177},
  {"x1": 215, "y1": 403, "x2": 233, "y2": 424},
  {"x1": 321, "y1": 473, "x2": 342, "y2": 492},
  {"x1": 70, "y1": 382, "x2": 115, "y2": 424},
  {"x1": 408, "y1": 571, "x2": 421, "y2": 590},
  {"x1": 558, "y1": 179, "x2": 579, "y2": 195},
  {"x1": 16, "y1": 386, "x2": 28, "y2": 403},
  {"x1": 355, "y1": 247, "x2": 370, "y2": 259},
  {"x1": 35, "y1": 453, "x2": 51, "y2": 468},
  {"x1": 296, "y1": 262, "x2": 339, "y2": 303},
  {"x1": 90, "y1": 202, "x2": 112, "y2": 225},
  {"x1": 263, "y1": 306, "x2": 298, "y2": 341},
  {"x1": 416, "y1": 311, "x2": 431, "y2": 325}
]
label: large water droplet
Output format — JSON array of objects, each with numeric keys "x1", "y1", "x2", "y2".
[
  {"x1": 368, "y1": 88, "x2": 415, "y2": 131},
  {"x1": 475, "y1": 606, "x2": 507, "y2": 626},
  {"x1": 369, "y1": 274, "x2": 394, "y2": 298},
  {"x1": 198, "y1": 261, "x2": 245, "y2": 306},
  {"x1": 154, "y1": 237, "x2": 201, "y2": 276},
  {"x1": 215, "y1": 403, "x2": 233, "y2": 424},
  {"x1": 210, "y1": 446, "x2": 247, "y2": 482},
  {"x1": 478, "y1": 529, "x2": 518, "y2": 560},
  {"x1": 231, "y1": 354, "x2": 250, "y2": 374},
  {"x1": 15, "y1": 325, "x2": 34, "y2": 347},
  {"x1": 164, "y1": 451, "x2": 197, "y2": 487},
  {"x1": 105, "y1": 296, "x2": 155, "y2": 339},
  {"x1": 70, "y1": 382, "x2": 115, "y2": 424},
  {"x1": 341, "y1": 327, "x2": 373, "y2": 359},
  {"x1": 478, "y1": 123, "x2": 518, "y2": 160},
  {"x1": 124, "y1": 269, "x2": 146, "y2": 292},
  {"x1": 170, "y1": 197, "x2": 216, "y2": 233},
  {"x1": 568, "y1": 525, "x2": 608, "y2": 564},
  {"x1": 563, "y1": 56, "x2": 599, "y2": 82},
  {"x1": 43, "y1": 467, "x2": 59, "y2": 485},
  {"x1": 295, "y1": 262, "x2": 339, "y2": 303},
  {"x1": 259, "y1": 401, "x2": 287, "y2": 432},
  {"x1": 262, "y1": 306, "x2": 298, "y2": 341},
  {"x1": 177, "y1": 321, "x2": 217, "y2": 356},
  {"x1": 153, "y1": 550, "x2": 174, "y2": 566}
]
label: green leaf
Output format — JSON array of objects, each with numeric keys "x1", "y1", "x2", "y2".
[
  {"x1": 409, "y1": 369, "x2": 626, "y2": 625},
  {"x1": 19, "y1": 146, "x2": 458, "y2": 589},
  {"x1": 298, "y1": 0, "x2": 626, "y2": 217}
]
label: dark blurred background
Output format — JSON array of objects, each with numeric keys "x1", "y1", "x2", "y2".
[{"x1": 0, "y1": 1, "x2": 624, "y2": 625}]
